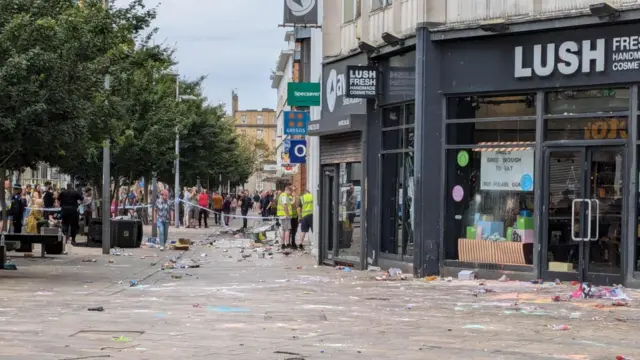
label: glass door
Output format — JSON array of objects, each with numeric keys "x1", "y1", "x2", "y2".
[
  {"x1": 542, "y1": 147, "x2": 625, "y2": 284},
  {"x1": 585, "y1": 147, "x2": 624, "y2": 284},
  {"x1": 321, "y1": 166, "x2": 336, "y2": 263},
  {"x1": 543, "y1": 148, "x2": 586, "y2": 282}
]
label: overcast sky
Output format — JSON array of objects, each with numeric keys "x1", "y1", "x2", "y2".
[{"x1": 115, "y1": 0, "x2": 286, "y2": 113}]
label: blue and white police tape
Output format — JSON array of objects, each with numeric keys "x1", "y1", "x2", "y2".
[
  {"x1": 24, "y1": 204, "x2": 153, "y2": 211},
  {"x1": 177, "y1": 198, "x2": 280, "y2": 220}
]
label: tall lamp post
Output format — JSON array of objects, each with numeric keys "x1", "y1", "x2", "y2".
[{"x1": 169, "y1": 73, "x2": 198, "y2": 228}]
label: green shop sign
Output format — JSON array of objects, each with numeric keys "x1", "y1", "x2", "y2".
[{"x1": 287, "y1": 82, "x2": 320, "y2": 107}]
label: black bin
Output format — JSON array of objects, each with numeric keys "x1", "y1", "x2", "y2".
[
  {"x1": 87, "y1": 219, "x2": 103, "y2": 246},
  {"x1": 110, "y1": 219, "x2": 143, "y2": 248}
]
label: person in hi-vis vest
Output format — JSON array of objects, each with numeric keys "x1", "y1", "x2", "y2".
[
  {"x1": 276, "y1": 186, "x2": 293, "y2": 250},
  {"x1": 297, "y1": 189, "x2": 313, "y2": 251}
]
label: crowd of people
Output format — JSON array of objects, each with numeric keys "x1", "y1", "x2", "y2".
[
  {"x1": 2, "y1": 181, "x2": 316, "y2": 254},
  {"x1": 3, "y1": 182, "x2": 93, "y2": 245}
]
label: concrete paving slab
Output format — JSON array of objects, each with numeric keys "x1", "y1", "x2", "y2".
[{"x1": 0, "y1": 225, "x2": 638, "y2": 359}]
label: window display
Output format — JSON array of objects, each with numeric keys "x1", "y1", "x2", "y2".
[{"x1": 444, "y1": 148, "x2": 535, "y2": 266}]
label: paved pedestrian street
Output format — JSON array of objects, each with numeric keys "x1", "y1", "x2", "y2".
[{"x1": 0, "y1": 226, "x2": 638, "y2": 360}]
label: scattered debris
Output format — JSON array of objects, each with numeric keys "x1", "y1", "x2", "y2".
[
  {"x1": 570, "y1": 283, "x2": 631, "y2": 300},
  {"x1": 458, "y1": 270, "x2": 475, "y2": 280},
  {"x1": 129, "y1": 280, "x2": 138, "y2": 287},
  {"x1": 82, "y1": 259, "x2": 97, "y2": 263},
  {"x1": 462, "y1": 324, "x2": 485, "y2": 329},
  {"x1": 551, "y1": 324, "x2": 570, "y2": 331},
  {"x1": 551, "y1": 295, "x2": 568, "y2": 302},
  {"x1": 88, "y1": 306, "x2": 105, "y2": 312},
  {"x1": 3, "y1": 260, "x2": 17, "y2": 270},
  {"x1": 425, "y1": 275, "x2": 438, "y2": 282},
  {"x1": 498, "y1": 274, "x2": 509, "y2": 282},
  {"x1": 471, "y1": 287, "x2": 495, "y2": 297}
]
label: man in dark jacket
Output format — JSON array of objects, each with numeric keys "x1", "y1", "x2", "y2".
[
  {"x1": 58, "y1": 183, "x2": 84, "y2": 244},
  {"x1": 42, "y1": 181, "x2": 55, "y2": 220},
  {"x1": 240, "y1": 190, "x2": 253, "y2": 229},
  {"x1": 10, "y1": 184, "x2": 26, "y2": 233}
]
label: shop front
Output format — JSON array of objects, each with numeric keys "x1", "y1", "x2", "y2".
[
  {"x1": 308, "y1": 53, "x2": 368, "y2": 269},
  {"x1": 365, "y1": 47, "x2": 417, "y2": 273},
  {"x1": 416, "y1": 20, "x2": 640, "y2": 285}
]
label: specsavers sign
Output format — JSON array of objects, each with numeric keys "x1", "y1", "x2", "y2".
[{"x1": 480, "y1": 149, "x2": 534, "y2": 192}]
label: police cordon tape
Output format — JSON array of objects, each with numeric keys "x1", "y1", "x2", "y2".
[
  {"x1": 177, "y1": 198, "x2": 359, "y2": 220},
  {"x1": 177, "y1": 198, "x2": 280, "y2": 220},
  {"x1": 23, "y1": 204, "x2": 154, "y2": 211},
  {"x1": 20, "y1": 199, "x2": 359, "y2": 219}
]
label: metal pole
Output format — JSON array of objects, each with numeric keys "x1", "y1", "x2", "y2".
[
  {"x1": 218, "y1": 174, "x2": 222, "y2": 193},
  {"x1": 102, "y1": 74, "x2": 111, "y2": 255},
  {"x1": 174, "y1": 76, "x2": 181, "y2": 228},
  {"x1": 102, "y1": 140, "x2": 110, "y2": 255},
  {"x1": 151, "y1": 171, "x2": 158, "y2": 237},
  {"x1": 174, "y1": 127, "x2": 180, "y2": 228}
]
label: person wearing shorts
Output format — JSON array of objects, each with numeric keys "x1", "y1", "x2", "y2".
[{"x1": 297, "y1": 189, "x2": 313, "y2": 251}]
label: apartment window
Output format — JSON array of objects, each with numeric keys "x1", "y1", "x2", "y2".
[
  {"x1": 371, "y1": 0, "x2": 392, "y2": 11},
  {"x1": 256, "y1": 179, "x2": 264, "y2": 191},
  {"x1": 257, "y1": 128, "x2": 264, "y2": 140},
  {"x1": 257, "y1": 115, "x2": 263, "y2": 125},
  {"x1": 343, "y1": 0, "x2": 361, "y2": 23},
  {"x1": 241, "y1": 115, "x2": 247, "y2": 124}
]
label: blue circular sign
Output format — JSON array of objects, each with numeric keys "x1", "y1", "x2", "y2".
[{"x1": 520, "y1": 174, "x2": 533, "y2": 191}]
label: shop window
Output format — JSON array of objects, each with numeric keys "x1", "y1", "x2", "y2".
[
  {"x1": 443, "y1": 147, "x2": 535, "y2": 267},
  {"x1": 446, "y1": 120, "x2": 536, "y2": 144},
  {"x1": 343, "y1": 0, "x2": 361, "y2": 23},
  {"x1": 446, "y1": 94, "x2": 536, "y2": 120},
  {"x1": 546, "y1": 117, "x2": 628, "y2": 141},
  {"x1": 338, "y1": 162, "x2": 362, "y2": 261},
  {"x1": 636, "y1": 145, "x2": 640, "y2": 272},
  {"x1": 546, "y1": 88, "x2": 628, "y2": 115},
  {"x1": 371, "y1": 0, "x2": 392, "y2": 11},
  {"x1": 380, "y1": 152, "x2": 414, "y2": 256},
  {"x1": 380, "y1": 103, "x2": 415, "y2": 257}
]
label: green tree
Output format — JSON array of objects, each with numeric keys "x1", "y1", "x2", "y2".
[{"x1": 0, "y1": 0, "x2": 156, "y2": 224}]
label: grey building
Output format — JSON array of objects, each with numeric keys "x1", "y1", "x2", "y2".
[{"x1": 313, "y1": 0, "x2": 640, "y2": 286}]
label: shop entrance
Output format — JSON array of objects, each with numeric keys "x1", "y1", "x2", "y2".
[
  {"x1": 321, "y1": 166, "x2": 336, "y2": 263},
  {"x1": 542, "y1": 146, "x2": 625, "y2": 284}
]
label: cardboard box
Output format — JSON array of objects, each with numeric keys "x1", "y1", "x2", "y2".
[
  {"x1": 548, "y1": 262, "x2": 573, "y2": 272},
  {"x1": 517, "y1": 216, "x2": 534, "y2": 230},
  {"x1": 514, "y1": 229, "x2": 535, "y2": 244}
]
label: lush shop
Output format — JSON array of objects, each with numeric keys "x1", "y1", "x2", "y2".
[{"x1": 415, "y1": 19, "x2": 640, "y2": 286}]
